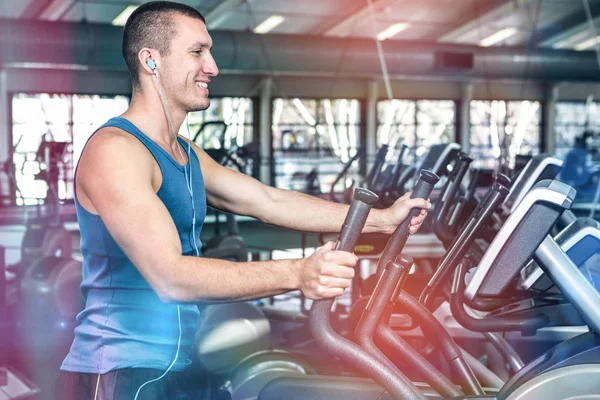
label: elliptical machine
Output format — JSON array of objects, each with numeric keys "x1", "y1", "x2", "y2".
[
  {"x1": 260, "y1": 178, "x2": 600, "y2": 400},
  {"x1": 5, "y1": 136, "x2": 74, "y2": 292}
]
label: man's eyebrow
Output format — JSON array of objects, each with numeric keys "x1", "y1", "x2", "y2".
[{"x1": 188, "y1": 41, "x2": 212, "y2": 50}]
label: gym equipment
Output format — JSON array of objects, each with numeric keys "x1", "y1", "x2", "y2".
[
  {"x1": 521, "y1": 217, "x2": 600, "y2": 291},
  {"x1": 17, "y1": 256, "x2": 83, "y2": 363},
  {"x1": 254, "y1": 152, "x2": 577, "y2": 400},
  {"x1": 0, "y1": 137, "x2": 82, "y2": 400},
  {"x1": 19, "y1": 256, "x2": 83, "y2": 324},
  {"x1": 5, "y1": 138, "x2": 73, "y2": 286},
  {"x1": 261, "y1": 178, "x2": 600, "y2": 400},
  {"x1": 261, "y1": 173, "x2": 465, "y2": 400},
  {"x1": 345, "y1": 147, "x2": 463, "y2": 304},
  {"x1": 195, "y1": 302, "x2": 272, "y2": 374},
  {"x1": 202, "y1": 142, "x2": 252, "y2": 262},
  {"x1": 223, "y1": 350, "x2": 316, "y2": 400},
  {"x1": 366, "y1": 145, "x2": 389, "y2": 193},
  {"x1": 366, "y1": 143, "x2": 459, "y2": 207},
  {"x1": 417, "y1": 143, "x2": 461, "y2": 179},
  {"x1": 431, "y1": 153, "x2": 563, "y2": 249},
  {"x1": 193, "y1": 121, "x2": 228, "y2": 148},
  {"x1": 352, "y1": 171, "x2": 492, "y2": 396},
  {"x1": 369, "y1": 145, "x2": 409, "y2": 204},
  {"x1": 503, "y1": 154, "x2": 563, "y2": 213},
  {"x1": 0, "y1": 134, "x2": 24, "y2": 206},
  {"x1": 355, "y1": 254, "x2": 481, "y2": 398},
  {"x1": 417, "y1": 181, "x2": 600, "y2": 375},
  {"x1": 455, "y1": 180, "x2": 600, "y2": 399},
  {"x1": 465, "y1": 181, "x2": 576, "y2": 302},
  {"x1": 202, "y1": 211, "x2": 248, "y2": 262},
  {"x1": 357, "y1": 154, "x2": 564, "y2": 380},
  {"x1": 432, "y1": 152, "x2": 473, "y2": 245},
  {"x1": 420, "y1": 180, "x2": 510, "y2": 312},
  {"x1": 0, "y1": 246, "x2": 40, "y2": 400},
  {"x1": 308, "y1": 185, "x2": 428, "y2": 400},
  {"x1": 329, "y1": 148, "x2": 363, "y2": 204},
  {"x1": 304, "y1": 172, "x2": 439, "y2": 400}
]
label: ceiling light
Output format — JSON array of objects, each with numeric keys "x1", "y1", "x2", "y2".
[
  {"x1": 112, "y1": 5, "x2": 139, "y2": 26},
  {"x1": 479, "y1": 27, "x2": 518, "y2": 47},
  {"x1": 575, "y1": 36, "x2": 600, "y2": 51},
  {"x1": 552, "y1": 30, "x2": 589, "y2": 49},
  {"x1": 376, "y1": 23, "x2": 408, "y2": 41},
  {"x1": 253, "y1": 15, "x2": 284, "y2": 34}
]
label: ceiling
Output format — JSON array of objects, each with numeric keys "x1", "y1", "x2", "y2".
[{"x1": 1, "y1": 0, "x2": 600, "y2": 51}]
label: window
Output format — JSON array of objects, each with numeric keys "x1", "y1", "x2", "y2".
[
  {"x1": 186, "y1": 97, "x2": 256, "y2": 177},
  {"x1": 272, "y1": 98, "x2": 361, "y2": 193},
  {"x1": 470, "y1": 100, "x2": 541, "y2": 169},
  {"x1": 186, "y1": 97, "x2": 254, "y2": 150},
  {"x1": 11, "y1": 93, "x2": 129, "y2": 205},
  {"x1": 555, "y1": 102, "x2": 600, "y2": 158},
  {"x1": 376, "y1": 100, "x2": 456, "y2": 165},
  {"x1": 10, "y1": 95, "x2": 255, "y2": 205}
]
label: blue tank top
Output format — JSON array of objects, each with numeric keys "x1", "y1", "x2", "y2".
[{"x1": 61, "y1": 117, "x2": 207, "y2": 374}]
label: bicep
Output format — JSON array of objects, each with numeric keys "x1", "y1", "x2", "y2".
[{"x1": 80, "y1": 135, "x2": 182, "y2": 299}]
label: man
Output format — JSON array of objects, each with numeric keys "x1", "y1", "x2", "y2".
[
  {"x1": 56, "y1": 2, "x2": 430, "y2": 399},
  {"x1": 562, "y1": 130, "x2": 594, "y2": 188}
]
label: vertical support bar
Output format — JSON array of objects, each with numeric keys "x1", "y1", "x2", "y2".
[
  {"x1": 460, "y1": 83, "x2": 473, "y2": 154},
  {"x1": 259, "y1": 77, "x2": 273, "y2": 185},
  {"x1": 542, "y1": 84, "x2": 558, "y2": 154},
  {"x1": 366, "y1": 80, "x2": 378, "y2": 172},
  {"x1": 252, "y1": 94, "x2": 261, "y2": 180},
  {"x1": 67, "y1": 95, "x2": 74, "y2": 200},
  {"x1": 0, "y1": 69, "x2": 9, "y2": 201},
  {"x1": 413, "y1": 100, "x2": 418, "y2": 163},
  {"x1": 455, "y1": 100, "x2": 462, "y2": 147},
  {"x1": 359, "y1": 99, "x2": 368, "y2": 178}
]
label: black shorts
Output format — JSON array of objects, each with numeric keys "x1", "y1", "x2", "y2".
[{"x1": 55, "y1": 367, "x2": 212, "y2": 400}]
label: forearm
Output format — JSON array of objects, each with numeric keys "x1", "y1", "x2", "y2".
[
  {"x1": 261, "y1": 187, "x2": 385, "y2": 233},
  {"x1": 163, "y1": 255, "x2": 300, "y2": 303}
]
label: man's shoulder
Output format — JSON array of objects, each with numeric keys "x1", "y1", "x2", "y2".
[
  {"x1": 86, "y1": 126, "x2": 147, "y2": 157},
  {"x1": 78, "y1": 126, "x2": 154, "y2": 180}
]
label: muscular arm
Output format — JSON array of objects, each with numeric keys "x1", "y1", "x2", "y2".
[
  {"x1": 78, "y1": 130, "x2": 354, "y2": 303},
  {"x1": 193, "y1": 142, "x2": 429, "y2": 234}
]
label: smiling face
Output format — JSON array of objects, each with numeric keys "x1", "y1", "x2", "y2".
[{"x1": 153, "y1": 14, "x2": 219, "y2": 113}]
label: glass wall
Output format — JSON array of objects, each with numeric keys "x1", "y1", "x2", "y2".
[
  {"x1": 272, "y1": 98, "x2": 361, "y2": 193},
  {"x1": 187, "y1": 97, "x2": 256, "y2": 176},
  {"x1": 187, "y1": 97, "x2": 254, "y2": 150},
  {"x1": 11, "y1": 93, "x2": 129, "y2": 205},
  {"x1": 555, "y1": 101, "x2": 600, "y2": 158},
  {"x1": 470, "y1": 100, "x2": 541, "y2": 169},
  {"x1": 10, "y1": 95, "x2": 255, "y2": 205},
  {"x1": 376, "y1": 100, "x2": 456, "y2": 165}
]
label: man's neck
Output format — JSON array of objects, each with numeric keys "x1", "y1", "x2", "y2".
[{"x1": 122, "y1": 91, "x2": 186, "y2": 147}]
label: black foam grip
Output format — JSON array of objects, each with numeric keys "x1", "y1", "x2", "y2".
[
  {"x1": 337, "y1": 188, "x2": 378, "y2": 252},
  {"x1": 375, "y1": 170, "x2": 439, "y2": 276}
]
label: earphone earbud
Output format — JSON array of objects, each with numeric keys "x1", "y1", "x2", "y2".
[{"x1": 147, "y1": 59, "x2": 157, "y2": 71}]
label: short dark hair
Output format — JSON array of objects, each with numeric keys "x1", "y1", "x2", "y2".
[{"x1": 122, "y1": 1, "x2": 206, "y2": 89}]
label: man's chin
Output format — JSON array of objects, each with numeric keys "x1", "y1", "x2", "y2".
[{"x1": 189, "y1": 100, "x2": 211, "y2": 112}]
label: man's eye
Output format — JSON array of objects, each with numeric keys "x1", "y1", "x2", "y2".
[{"x1": 193, "y1": 50, "x2": 202, "y2": 55}]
